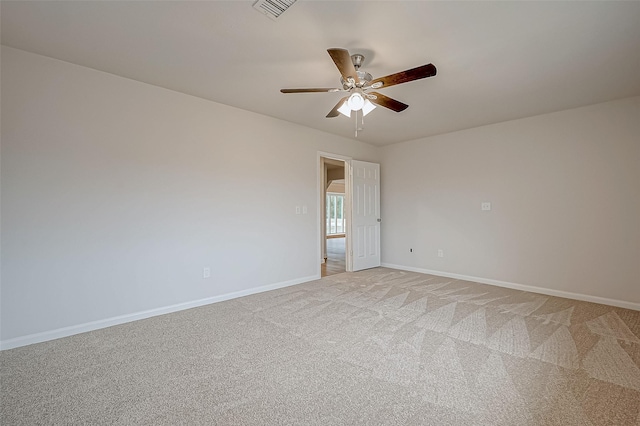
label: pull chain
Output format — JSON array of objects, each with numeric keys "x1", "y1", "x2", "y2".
[{"x1": 354, "y1": 109, "x2": 365, "y2": 137}]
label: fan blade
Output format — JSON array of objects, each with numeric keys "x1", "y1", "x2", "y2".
[
  {"x1": 368, "y1": 92, "x2": 408, "y2": 112},
  {"x1": 326, "y1": 96, "x2": 349, "y2": 118},
  {"x1": 281, "y1": 88, "x2": 340, "y2": 93},
  {"x1": 369, "y1": 63, "x2": 436, "y2": 89},
  {"x1": 327, "y1": 48, "x2": 360, "y2": 84}
]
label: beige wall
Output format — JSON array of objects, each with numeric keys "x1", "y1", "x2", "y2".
[
  {"x1": 0, "y1": 47, "x2": 378, "y2": 345},
  {"x1": 380, "y1": 96, "x2": 640, "y2": 307}
]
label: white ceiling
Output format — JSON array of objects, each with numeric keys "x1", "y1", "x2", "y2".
[{"x1": 2, "y1": 1, "x2": 640, "y2": 146}]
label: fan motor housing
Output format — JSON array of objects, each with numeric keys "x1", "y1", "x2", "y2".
[{"x1": 341, "y1": 71, "x2": 372, "y2": 89}]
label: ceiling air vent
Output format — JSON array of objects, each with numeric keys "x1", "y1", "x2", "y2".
[{"x1": 253, "y1": 0, "x2": 298, "y2": 21}]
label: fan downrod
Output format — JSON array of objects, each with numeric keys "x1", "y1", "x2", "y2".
[
  {"x1": 351, "y1": 54, "x2": 365, "y2": 70},
  {"x1": 340, "y1": 53, "x2": 372, "y2": 89}
]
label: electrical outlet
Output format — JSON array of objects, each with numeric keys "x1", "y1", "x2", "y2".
[
  {"x1": 295, "y1": 206, "x2": 301, "y2": 215},
  {"x1": 481, "y1": 202, "x2": 491, "y2": 211},
  {"x1": 203, "y1": 267, "x2": 211, "y2": 279},
  {"x1": 437, "y1": 249, "x2": 444, "y2": 258}
]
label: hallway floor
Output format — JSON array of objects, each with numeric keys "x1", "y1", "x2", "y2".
[{"x1": 321, "y1": 237, "x2": 345, "y2": 277}]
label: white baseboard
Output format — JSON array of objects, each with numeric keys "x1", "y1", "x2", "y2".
[
  {"x1": 381, "y1": 263, "x2": 640, "y2": 312},
  {"x1": 0, "y1": 274, "x2": 320, "y2": 351}
]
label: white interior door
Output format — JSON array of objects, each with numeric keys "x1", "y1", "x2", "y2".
[{"x1": 350, "y1": 160, "x2": 381, "y2": 271}]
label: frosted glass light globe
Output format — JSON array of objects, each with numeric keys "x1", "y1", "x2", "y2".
[{"x1": 347, "y1": 92, "x2": 365, "y2": 111}]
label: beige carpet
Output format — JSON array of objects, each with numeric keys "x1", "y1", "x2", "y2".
[{"x1": 2, "y1": 268, "x2": 639, "y2": 425}]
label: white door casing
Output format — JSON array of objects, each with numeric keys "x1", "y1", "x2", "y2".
[{"x1": 350, "y1": 160, "x2": 381, "y2": 271}]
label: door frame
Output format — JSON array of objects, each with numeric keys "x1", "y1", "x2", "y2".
[{"x1": 317, "y1": 151, "x2": 353, "y2": 276}]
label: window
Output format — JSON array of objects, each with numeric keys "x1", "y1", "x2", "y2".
[{"x1": 326, "y1": 193, "x2": 345, "y2": 235}]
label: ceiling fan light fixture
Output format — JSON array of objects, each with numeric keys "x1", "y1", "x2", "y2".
[
  {"x1": 337, "y1": 101, "x2": 352, "y2": 117},
  {"x1": 362, "y1": 99, "x2": 376, "y2": 116},
  {"x1": 280, "y1": 48, "x2": 438, "y2": 125},
  {"x1": 347, "y1": 92, "x2": 365, "y2": 111}
]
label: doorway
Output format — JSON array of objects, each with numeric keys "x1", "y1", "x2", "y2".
[
  {"x1": 320, "y1": 156, "x2": 348, "y2": 277},
  {"x1": 318, "y1": 153, "x2": 380, "y2": 277}
]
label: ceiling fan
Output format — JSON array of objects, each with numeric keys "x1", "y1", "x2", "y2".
[{"x1": 281, "y1": 48, "x2": 437, "y2": 121}]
